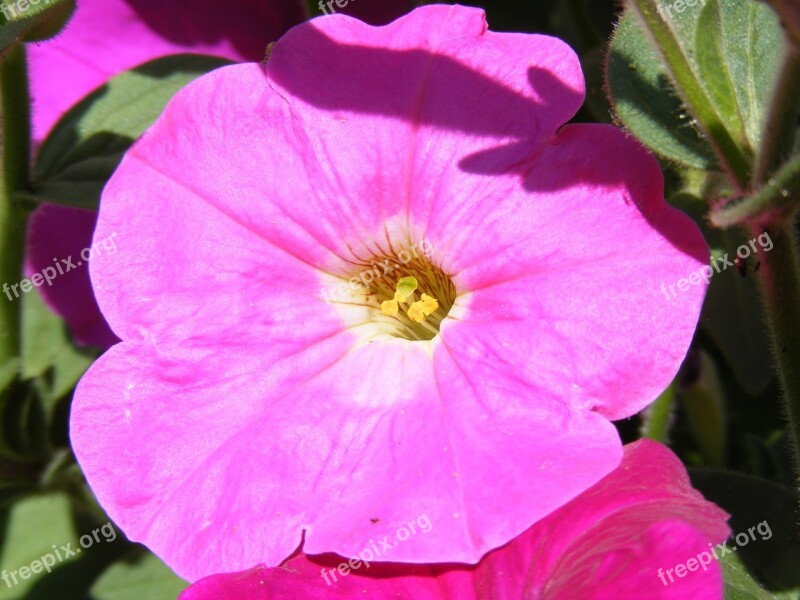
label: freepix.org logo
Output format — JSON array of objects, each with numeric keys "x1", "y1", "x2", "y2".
[{"x1": 1, "y1": 0, "x2": 57, "y2": 22}]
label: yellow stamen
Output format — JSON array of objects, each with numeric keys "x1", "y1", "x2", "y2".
[
  {"x1": 382, "y1": 277, "x2": 440, "y2": 326},
  {"x1": 381, "y1": 299, "x2": 399, "y2": 316},
  {"x1": 407, "y1": 301, "x2": 427, "y2": 323},
  {"x1": 420, "y1": 293, "x2": 438, "y2": 316}
]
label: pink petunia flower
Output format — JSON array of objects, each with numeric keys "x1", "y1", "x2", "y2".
[
  {"x1": 24, "y1": 0, "x2": 307, "y2": 348},
  {"x1": 179, "y1": 440, "x2": 730, "y2": 599},
  {"x1": 70, "y1": 5, "x2": 709, "y2": 581}
]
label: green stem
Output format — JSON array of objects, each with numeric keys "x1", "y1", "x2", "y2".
[
  {"x1": 711, "y1": 153, "x2": 800, "y2": 228},
  {"x1": 640, "y1": 383, "x2": 674, "y2": 442},
  {"x1": 626, "y1": 0, "x2": 752, "y2": 191},
  {"x1": 0, "y1": 44, "x2": 31, "y2": 382},
  {"x1": 755, "y1": 44, "x2": 800, "y2": 185},
  {"x1": 748, "y1": 221, "x2": 800, "y2": 478}
]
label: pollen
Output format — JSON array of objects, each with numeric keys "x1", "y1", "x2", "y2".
[
  {"x1": 420, "y1": 293, "x2": 438, "y2": 315},
  {"x1": 408, "y1": 302, "x2": 426, "y2": 323}
]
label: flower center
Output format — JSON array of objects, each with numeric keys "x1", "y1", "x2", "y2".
[{"x1": 342, "y1": 245, "x2": 456, "y2": 341}]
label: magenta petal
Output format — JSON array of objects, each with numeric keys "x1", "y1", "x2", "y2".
[
  {"x1": 24, "y1": 204, "x2": 119, "y2": 348},
  {"x1": 179, "y1": 562, "x2": 453, "y2": 600},
  {"x1": 179, "y1": 441, "x2": 729, "y2": 599},
  {"x1": 520, "y1": 439, "x2": 730, "y2": 597}
]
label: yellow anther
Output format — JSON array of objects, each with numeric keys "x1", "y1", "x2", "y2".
[
  {"x1": 407, "y1": 301, "x2": 427, "y2": 323},
  {"x1": 382, "y1": 277, "x2": 439, "y2": 324},
  {"x1": 381, "y1": 299, "x2": 399, "y2": 316},
  {"x1": 420, "y1": 293, "x2": 438, "y2": 316}
]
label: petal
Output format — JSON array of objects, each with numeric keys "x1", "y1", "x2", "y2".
[
  {"x1": 179, "y1": 562, "x2": 453, "y2": 600},
  {"x1": 543, "y1": 519, "x2": 724, "y2": 599},
  {"x1": 178, "y1": 441, "x2": 728, "y2": 599},
  {"x1": 89, "y1": 71, "x2": 340, "y2": 343},
  {"x1": 72, "y1": 332, "x2": 620, "y2": 580},
  {"x1": 437, "y1": 124, "x2": 708, "y2": 420},
  {"x1": 521, "y1": 439, "x2": 730, "y2": 594},
  {"x1": 264, "y1": 4, "x2": 584, "y2": 243},
  {"x1": 89, "y1": 6, "x2": 588, "y2": 340}
]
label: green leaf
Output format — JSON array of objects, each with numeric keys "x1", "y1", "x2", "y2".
[
  {"x1": 701, "y1": 233, "x2": 774, "y2": 395},
  {"x1": 0, "y1": 359, "x2": 17, "y2": 394},
  {"x1": 90, "y1": 553, "x2": 187, "y2": 600},
  {"x1": 0, "y1": 458, "x2": 37, "y2": 509},
  {"x1": 607, "y1": 12, "x2": 717, "y2": 169},
  {"x1": 694, "y1": 0, "x2": 784, "y2": 153},
  {"x1": 0, "y1": 493, "x2": 75, "y2": 598},
  {"x1": 608, "y1": 0, "x2": 784, "y2": 178},
  {"x1": 0, "y1": 384, "x2": 46, "y2": 458},
  {"x1": 690, "y1": 470, "x2": 800, "y2": 592},
  {"x1": 0, "y1": 0, "x2": 75, "y2": 56},
  {"x1": 20, "y1": 287, "x2": 95, "y2": 396},
  {"x1": 31, "y1": 54, "x2": 231, "y2": 210},
  {"x1": 21, "y1": 287, "x2": 73, "y2": 380},
  {"x1": 693, "y1": 1, "x2": 747, "y2": 146},
  {"x1": 721, "y1": 552, "x2": 799, "y2": 599}
]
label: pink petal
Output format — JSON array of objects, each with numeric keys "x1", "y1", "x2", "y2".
[
  {"x1": 265, "y1": 5, "x2": 585, "y2": 240},
  {"x1": 437, "y1": 124, "x2": 708, "y2": 422},
  {"x1": 179, "y1": 441, "x2": 729, "y2": 599},
  {"x1": 72, "y1": 333, "x2": 620, "y2": 579}
]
